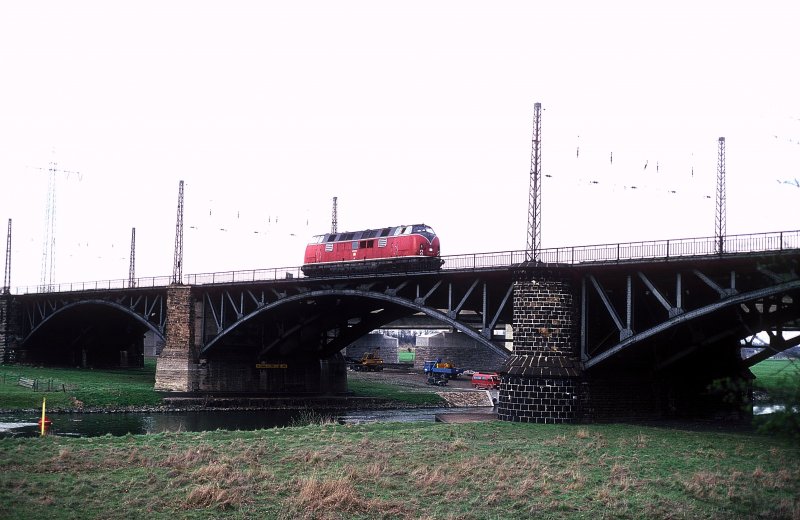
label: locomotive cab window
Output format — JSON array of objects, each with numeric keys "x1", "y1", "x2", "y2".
[{"x1": 359, "y1": 240, "x2": 374, "y2": 249}]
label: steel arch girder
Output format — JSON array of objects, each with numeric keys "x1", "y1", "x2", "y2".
[
  {"x1": 200, "y1": 288, "x2": 511, "y2": 358},
  {"x1": 22, "y1": 298, "x2": 166, "y2": 345},
  {"x1": 583, "y1": 279, "x2": 800, "y2": 369}
]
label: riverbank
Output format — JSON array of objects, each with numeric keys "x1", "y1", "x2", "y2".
[
  {"x1": 0, "y1": 362, "x2": 473, "y2": 414},
  {"x1": 1, "y1": 419, "x2": 798, "y2": 519}
]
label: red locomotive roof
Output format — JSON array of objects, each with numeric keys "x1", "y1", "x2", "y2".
[{"x1": 307, "y1": 224, "x2": 437, "y2": 245}]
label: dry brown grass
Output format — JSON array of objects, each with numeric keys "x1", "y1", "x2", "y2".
[
  {"x1": 282, "y1": 475, "x2": 408, "y2": 520},
  {"x1": 609, "y1": 462, "x2": 634, "y2": 491},
  {"x1": 447, "y1": 438, "x2": 469, "y2": 451},
  {"x1": 183, "y1": 482, "x2": 244, "y2": 510},
  {"x1": 160, "y1": 443, "x2": 217, "y2": 469},
  {"x1": 682, "y1": 470, "x2": 723, "y2": 499}
]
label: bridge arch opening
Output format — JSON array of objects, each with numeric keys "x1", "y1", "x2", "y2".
[
  {"x1": 189, "y1": 288, "x2": 510, "y2": 394},
  {"x1": 21, "y1": 300, "x2": 161, "y2": 368}
]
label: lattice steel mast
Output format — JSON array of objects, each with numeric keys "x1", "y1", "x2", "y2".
[
  {"x1": 715, "y1": 137, "x2": 726, "y2": 254},
  {"x1": 526, "y1": 102, "x2": 542, "y2": 262},
  {"x1": 331, "y1": 196, "x2": 338, "y2": 234},
  {"x1": 37, "y1": 157, "x2": 79, "y2": 289},
  {"x1": 128, "y1": 227, "x2": 136, "y2": 288},
  {"x1": 172, "y1": 181, "x2": 184, "y2": 284},
  {"x1": 3, "y1": 219, "x2": 11, "y2": 294}
]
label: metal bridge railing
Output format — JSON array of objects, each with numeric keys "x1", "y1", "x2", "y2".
[
  {"x1": 12, "y1": 275, "x2": 174, "y2": 295},
  {"x1": 10, "y1": 229, "x2": 800, "y2": 295}
]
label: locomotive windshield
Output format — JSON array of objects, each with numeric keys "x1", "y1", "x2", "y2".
[{"x1": 412, "y1": 224, "x2": 436, "y2": 243}]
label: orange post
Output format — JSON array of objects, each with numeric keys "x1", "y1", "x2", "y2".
[{"x1": 40, "y1": 397, "x2": 46, "y2": 437}]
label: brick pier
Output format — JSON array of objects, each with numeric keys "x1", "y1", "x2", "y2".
[
  {"x1": 154, "y1": 284, "x2": 198, "y2": 392},
  {"x1": 497, "y1": 269, "x2": 581, "y2": 423}
]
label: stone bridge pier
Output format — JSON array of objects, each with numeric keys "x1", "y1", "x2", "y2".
[
  {"x1": 154, "y1": 284, "x2": 347, "y2": 395},
  {"x1": 498, "y1": 269, "x2": 581, "y2": 423},
  {"x1": 0, "y1": 293, "x2": 22, "y2": 364},
  {"x1": 498, "y1": 265, "x2": 770, "y2": 423}
]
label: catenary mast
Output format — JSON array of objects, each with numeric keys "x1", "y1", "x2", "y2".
[
  {"x1": 715, "y1": 137, "x2": 726, "y2": 254},
  {"x1": 172, "y1": 181, "x2": 184, "y2": 284},
  {"x1": 331, "y1": 196, "x2": 338, "y2": 234},
  {"x1": 128, "y1": 227, "x2": 136, "y2": 288},
  {"x1": 3, "y1": 219, "x2": 11, "y2": 294},
  {"x1": 526, "y1": 102, "x2": 542, "y2": 262}
]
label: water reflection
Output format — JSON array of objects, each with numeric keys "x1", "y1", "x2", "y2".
[{"x1": 0, "y1": 407, "x2": 493, "y2": 438}]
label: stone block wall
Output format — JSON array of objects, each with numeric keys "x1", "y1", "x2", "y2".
[
  {"x1": 413, "y1": 331, "x2": 508, "y2": 372},
  {"x1": 0, "y1": 295, "x2": 21, "y2": 364},
  {"x1": 155, "y1": 285, "x2": 199, "y2": 392},
  {"x1": 345, "y1": 333, "x2": 399, "y2": 362},
  {"x1": 197, "y1": 353, "x2": 347, "y2": 395},
  {"x1": 498, "y1": 270, "x2": 581, "y2": 423}
]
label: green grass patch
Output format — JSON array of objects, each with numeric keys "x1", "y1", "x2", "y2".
[
  {"x1": 0, "y1": 360, "x2": 163, "y2": 410},
  {"x1": 0, "y1": 361, "x2": 446, "y2": 410},
  {"x1": 347, "y1": 379, "x2": 445, "y2": 406},
  {"x1": 0, "y1": 421, "x2": 798, "y2": 519},
  {"x1": 751, "y1": 358, "x2": 800, "y2": 393}
]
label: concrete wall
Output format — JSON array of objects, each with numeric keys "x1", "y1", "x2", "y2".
[
  {"x1": 197, "y1": 353, "x2": 347, "y2": 395},
  {"x1": 413, "y1": 331, "x2": 508, "y2": 372},
  {"x1": 143, "y1": 330, "x2": 165, "y2": 359},
  {"x1": 345, "y1": 333, "x2": 399, "y2": 363}
]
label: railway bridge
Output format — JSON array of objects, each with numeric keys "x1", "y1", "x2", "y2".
[{"x1": 1, "y1": 229, "x2": 799, "y2": 422}]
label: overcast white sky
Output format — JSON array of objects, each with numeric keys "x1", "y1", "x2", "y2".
[{"x1": 1, "y1": 1, "x2": 798, "y2": 289}]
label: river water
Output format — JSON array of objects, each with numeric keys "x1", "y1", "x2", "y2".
[{"x1": 0, "y1": 407, "x2": 495, "y2": 439}]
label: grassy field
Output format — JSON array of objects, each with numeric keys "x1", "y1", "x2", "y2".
[
  {"x1": 0, "y1": 358, "x2": 795, "y2": 412},
  {"x1": 346, "y1": 378, "x2": 444, "y2": 406},
  {"x1": 0, "y1": 361, "x2": 445, "y2": 411},
  {"x1": 0, "y1": 360, "x2": 163, "y2": 410},
  {"x1": 751, "y1": 358, "x2": 800, "y2": 393},
  {"x1": 0, "y1": 420, "x2": 798, "y2": 519}
]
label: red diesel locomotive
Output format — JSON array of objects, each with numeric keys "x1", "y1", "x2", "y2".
[{"x1": 302, "y1": 223, "x2": 442, "y2": 276}]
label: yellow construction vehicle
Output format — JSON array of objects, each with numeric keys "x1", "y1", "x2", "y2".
[{"x1": 348, "y1": 351, "x2": 384, "y2": 372}]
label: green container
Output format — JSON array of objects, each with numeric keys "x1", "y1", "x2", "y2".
[{"x1": 397, "y1": 351, "x2": 415, "y2": 363}]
